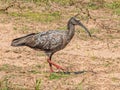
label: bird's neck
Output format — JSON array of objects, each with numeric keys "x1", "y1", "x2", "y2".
[{"x1": 67, "y1": 22, "x2": 75, "y2": 40}]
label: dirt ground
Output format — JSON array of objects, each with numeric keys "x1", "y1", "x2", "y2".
[{"x1": 0, "y1": 1, "x2": 120, "y2": 90}]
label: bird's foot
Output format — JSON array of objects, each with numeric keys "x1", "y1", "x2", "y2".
[
  {"x1": 56, "y1": 65, "x2": 65, "y2": 71},
  {"x1": 47, "y1": 59, "x2": 65, "y2": 72}
]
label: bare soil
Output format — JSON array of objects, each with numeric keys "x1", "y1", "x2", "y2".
[{"x1": 0, "y1": 2, "x2": 120, "y2": 90}]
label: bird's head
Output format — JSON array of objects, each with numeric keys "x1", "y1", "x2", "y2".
[{"x1": 69, "y1": 14, "x2": 91, "y2": 37}]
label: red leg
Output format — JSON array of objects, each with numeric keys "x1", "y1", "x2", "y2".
[
  {"x1": 50, "y1": 66, "x2": 54, "y2": 72},
  {"x1": 47, "y1": 59, "x2": 65, "y2": 70},
  {"x1": 49, "y1": 62, "x2": 54, "y2": 72}
]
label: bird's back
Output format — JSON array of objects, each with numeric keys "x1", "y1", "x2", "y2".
[
  {"x1": 11, "y1": 30, "x2": 69, "y2": 53},
  {"x1": 34, "y1": 30, "x2": 69, "y2": 52}
]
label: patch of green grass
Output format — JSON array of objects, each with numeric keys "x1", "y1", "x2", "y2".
[
  {"x1": 0, "y1": 0, "x2": 11, "y2": 4},
  {"x1": 35, "y1": 79, "x2": 41, "y2": 90},
  {"x1": 13, "y1": 27, "x2": 17, "y2": 30},
  {"x1": 51, "y1": 0, "x2": 76, "y2": 6},
  {"x1": 91, "y1": 56, "x2": 98, "y2": 61},
  {"x1": 28, "y1": 70, "x2": 41, "y2": 74},
  {"x1": 49, "y1": 73, "x2": 69, "y2": 80},
  {"x1": 9, "y1": 11, "x2": 61, "y2": 23},
  {"x1": 36, "y1": 65, "x2": 42, "y2": 68},
  {"x1": 104, "y1": 1, "x2": 120, "y2": 15},
  {"x1": 114, "y1": 8, "x2": 120, "y2": 15},
  {"x1": 113, "y1": 44, "x2": 119, "y2": 48},
  {"x1": 105, "y1": 1, "x2": 120, "y2": 9},
  {"x1": 24, "y1": 0, "x2": 50, "y2": 5},
  {"x1": 0, "y1": 64, "x2": 21, "y2": 72},
  {"x1": 9, "y1": 12, "x2": 20, "y2": 17},
  {"x1": 88, "y1": 0, "x2": 105, "y2": 10},
  {"x1": 88, "y1": 3, "x2": 99, "y2": 10},
  {"x1": 88, "y1": 0, "x2": 120, "y2": 11},
  {"x1": 107, "y1": 34, "x2": 114, "y2": 39},
  {"x1": 0, "y1": 64, "x2": 9, "y2": 71},
  {"x1": 111, "y1": 77, "x2": 120, "y2": 82},
  {"x1": 28, "y1": 0, "x2": 76, "y2": 6},
  {"x1": 0, "y1": 77, "x2": 9, "y2": 90}
]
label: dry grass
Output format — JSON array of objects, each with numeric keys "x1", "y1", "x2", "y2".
[{"x1": 0, "y1": 0, "x2": 120, "y2": 90}]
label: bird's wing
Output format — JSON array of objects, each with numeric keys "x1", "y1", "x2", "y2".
[
  {"x1": 11, "y1": 33, "x2": 37, "y2": 47},
  {"x1": 23, "y1": 33, "x2": 39, "y2": 48},
  {"x1": 31, "y1": 30, "x2": 65, "y2": 51}
]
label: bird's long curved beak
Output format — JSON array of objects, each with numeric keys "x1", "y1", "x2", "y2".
[{"x1": 78, "y1": 21, "x2": 91, "y2": 37}]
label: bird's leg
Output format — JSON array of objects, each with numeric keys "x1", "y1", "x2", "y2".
[
  {"x1": 48, "y1": 59, "x2": 54, "y2": 72},
  {"x1": 47, "y1": 53, "x2": 65, "y2": 72},
  {"x1": 47, "y1": 53, "x2": 54, "y2": 72},
  {"x1": 47, "y1": 59, "x2": 65, "y2": 70}
]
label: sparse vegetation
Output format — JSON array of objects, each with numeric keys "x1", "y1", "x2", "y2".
[
  {"x1": 35, "y1": 79, "x2": 41, "y2": 90},
  {"x1": 105, "y1": 1, "x2": 120, "y2": 15},
  {"x1": 91, "y1": 56, "x2": 98, "y2": 61},
  {"x1": 49, "y1": 73, "x2": 69, "y2": 80},
  {"x1": 105, "y1": 1, "x2": 120, "y2": 9},
  {"x1": 111, "y1": 77, "x2": 120, "y2": 82},
  {"x1": 88, "y1": 0, "x2": 105, "y2": 10},
  {"x1": 90, "y1": 28, "x2": 100, "y2": 34},
  {"x1": 9, "y1": 11, "x2": 61, "y2": 23},
  {"x1": 24, "y1": 0, "x2": 77, "y2": 6},
  {"x1": 0, "y1": 64, "x2": 21, "y2": 72},
  {"x1": 76, "y1": 79, "x2": 85, "y2": 90},
  {"x1": 0, "y1": 0, "x2": 120, "y2": 90},
  {"x1": 28, "y1": 69, "x2": 41, "y2": 74},
  {"x1": 0, "y1": 77, "x2": 10, "y2": 90}
]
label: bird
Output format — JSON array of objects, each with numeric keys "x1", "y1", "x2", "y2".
[{"x1": 11, "y1": 16, "x2": 91, "y2": 72}]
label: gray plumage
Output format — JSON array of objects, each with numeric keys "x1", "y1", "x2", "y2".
[{"x1": 11, "y1": 17, "x2": 91, "y2": 72}]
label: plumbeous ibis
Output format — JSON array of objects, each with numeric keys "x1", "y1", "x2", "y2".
[{"x1": 11, "y1": 16, "x2": 91, "y2": 72}]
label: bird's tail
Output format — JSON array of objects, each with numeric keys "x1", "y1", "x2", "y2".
[{"x1": 11, "y1": 33, "x2": 36, "y2": 47}]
